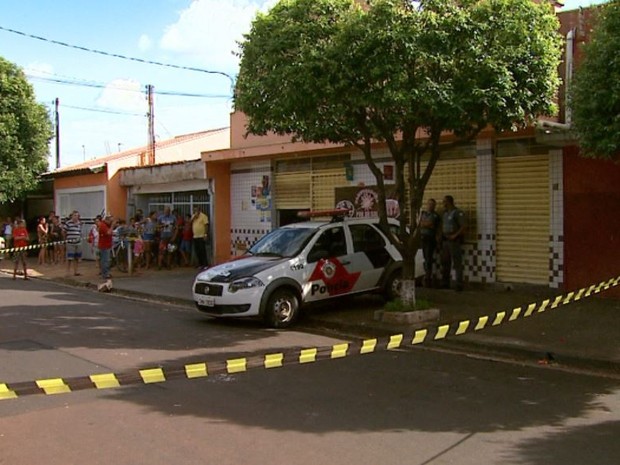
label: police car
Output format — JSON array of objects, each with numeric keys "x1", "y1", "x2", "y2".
[{"x1": 192, "y1": 212, "x2": 423, "y2": 328}]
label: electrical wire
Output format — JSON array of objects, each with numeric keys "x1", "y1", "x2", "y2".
[
  {"x1": 0, "y1": 25, "x2": 235, "y2": 86},
  {"x1": 26, "y1": 74, "x2": 231, "y2": 99},
  {"x1": 60, "y1": 104, "x2": 145, "y2": 117}
]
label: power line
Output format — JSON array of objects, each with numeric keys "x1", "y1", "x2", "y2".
[
  {"x1": 0, "y1": 24, "x2": 235, "y2": 86},
  {"x1": 27, "y1": 74, "x2": 231, "y2": 99},
  {"x1": 60, "y1": 104, "x2": 145, "y2": 117}
]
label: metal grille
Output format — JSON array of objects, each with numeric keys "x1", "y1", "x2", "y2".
[
  {"x1": 194, "y1": 283, "x2": 223, "y2": 296},
  {"x1": 145, "y1": 190, "x2": 210, "y2": 218}
]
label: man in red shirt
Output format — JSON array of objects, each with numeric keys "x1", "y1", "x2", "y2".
[
  {"x1": 98, "y1": 215, "x2": 115, "y2": 279},
  {"x1": 12, "y1": 219, "x2": 29, "y2": 280}
]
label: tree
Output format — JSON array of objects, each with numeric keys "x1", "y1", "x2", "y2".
[
  {"x1": 235, "y1": 0, "x2": 562, "y2": 304},
  {"x1": 0, "y1": 57, "x2": 52, "y2": 203},
  {"x1": 571, "y1": 0, "x2": 620, "y2": 160}
]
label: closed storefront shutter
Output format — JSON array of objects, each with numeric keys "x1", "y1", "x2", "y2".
[
  {"x1": 274, "y1": 171, "x2": 312, "y2": 209},
  {"x1": 274, "y1": 155, "x2": 348, "y2": 211},
  {"x1": 311, "y1": 167, "x2": 347, "y2": 211},
  {"x1": 496, "y1": 154, "x2": 549, "y2": 284}
]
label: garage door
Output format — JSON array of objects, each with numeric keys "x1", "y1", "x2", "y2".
[
  {"x1": 56, "y1": 189, "x2": 105, "y2": 261},
  {"x1": 496, "y1": 155, "x2": 549, "y2": 284},
  {"x1": 56, "y1": 190, "x2": 105, "y2": 220}
]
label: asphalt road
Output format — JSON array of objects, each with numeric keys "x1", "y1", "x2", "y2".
[{"x1": 1, "y1": 275, "x2": 619, "y2": 465}]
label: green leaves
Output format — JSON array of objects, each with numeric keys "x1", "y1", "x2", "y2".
[
  {"x1": 0, "y1": 57, "x2": 52, "y2": 202},
  {"x1": 236, "y1": 0, "x2": 561, "y2": 144},
  {"x1": 571, "y1": 0, "x2": 620, "y2": 160}
]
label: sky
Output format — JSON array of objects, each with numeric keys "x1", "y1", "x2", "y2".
[{"x1": 0, "y1": 0, "x2": 610, "y2": 170}]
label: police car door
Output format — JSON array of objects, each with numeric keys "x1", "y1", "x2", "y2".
[
  {"x1": 304, "y1": 225, "x2": 360, "y2": 302},
  {"x1": 348, "y1": 223, "x2": 393, "y2": 291}
]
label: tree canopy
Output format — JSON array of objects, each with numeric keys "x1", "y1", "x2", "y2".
[
  {"x1": 235, "y1": 0, "x2": 562, "y2": 287},
  {"x1": 0, "y1": 57, "x2": 52, "y2": 203},
  {"x1": 571, "y1": 0, "x2": 620, "y2": 160}
]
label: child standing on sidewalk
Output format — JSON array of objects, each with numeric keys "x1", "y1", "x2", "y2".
[
  {"x1": 180, "y1": 214, "x2": 193, "y2": 267},
  {"x1": 12, "y1": 219, "x2": 29, "y2": 280}
]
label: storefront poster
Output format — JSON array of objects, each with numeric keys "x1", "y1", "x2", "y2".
[{"x1": 335, "y1": 185, "x2": 400, "y2": 219}]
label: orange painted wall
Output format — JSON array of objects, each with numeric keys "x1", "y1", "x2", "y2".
[
  {"x1": 54, "y1": 172, "x2": 107, "y2": 190},
  {"x1": 107, "y1": 172, "x2": 127, "y2": 219},
  {"x1": 230, "y1": 111, "x2": 293, "y2": 149},
  {"x1": 208, "y1": 162, "x2": 231, "y2": 265}
]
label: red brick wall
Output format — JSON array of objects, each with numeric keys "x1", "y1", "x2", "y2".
[{"x1": 563, "y1": 146, "x2": 620, "y2": 297}]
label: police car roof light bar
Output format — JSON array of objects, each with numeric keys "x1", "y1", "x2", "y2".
[{"x1": 297, "y1": 208, "x2": 351, "y2": 222}]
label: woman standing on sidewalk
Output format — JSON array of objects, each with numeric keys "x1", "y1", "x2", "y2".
[
  {"x1": 48, "y1": 215, "x2": 62, "y2": 264},
  {"x1": 37, "y1": 216, "x2": 48, "y2": 265}
]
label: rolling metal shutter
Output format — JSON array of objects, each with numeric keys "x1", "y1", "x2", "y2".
[
  {"x1": 274, "y1": 170, "x2": 311, "y2": 209},
  {"x1": 274, "y1": 156, "x2": 348, "y2": 211},
  {"x1": 496, "y1": 155, "x2": 549, "y2": 284},
  {"x1": 311, "y1": 167, "x2": 347, "y2": 211}
]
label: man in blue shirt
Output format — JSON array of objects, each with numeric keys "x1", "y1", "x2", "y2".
[{"x1": 157, "y1": 206, "x2": 177, "y2": 269}]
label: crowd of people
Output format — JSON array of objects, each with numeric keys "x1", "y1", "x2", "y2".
[
  {"x1": 1, "y1": 205, "x2": 211, "y2": 281},
  {"x1": 4, "y1": 197, "x2": 465, "y2": 289}
]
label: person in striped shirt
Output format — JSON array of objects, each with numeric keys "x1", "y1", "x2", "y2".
[{"x1": 64, "y1": 210, "x2": 83, "y2": 276}]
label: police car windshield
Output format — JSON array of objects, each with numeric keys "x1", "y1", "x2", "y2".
[{"x1": 249, "y1": 227, "x2": 316, "y2": 258}]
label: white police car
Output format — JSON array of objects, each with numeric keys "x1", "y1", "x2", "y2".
[{"x1": 192, "y1": 215, "x2": 423, "y2": 328}]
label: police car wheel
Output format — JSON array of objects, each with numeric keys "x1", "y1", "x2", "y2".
[
  {"x1": 384, "y1": 271, "x2": 402, "y2": 301},
  {"x1": 264, "y1": 288, "x2": 300, "y2": 329}
]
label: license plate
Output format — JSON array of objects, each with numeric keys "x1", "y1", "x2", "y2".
[{"x1": 198, "y1": 296, "x2": 215, "y2": 307}]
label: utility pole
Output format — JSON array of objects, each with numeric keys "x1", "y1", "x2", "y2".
[
  {"x1": 146, "y1": 84, "x2": 156, "y2": 165},
  {"x1": 54, "y1": 98, "x2": 60, "y2": 169}
]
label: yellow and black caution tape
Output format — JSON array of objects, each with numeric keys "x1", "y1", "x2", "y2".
[
  {"x1": 0, "y1": 238, "x2": 80, "y2": 255},
  {"x1": 1, "y1": 275, "x2": 619, "y2": 400}
]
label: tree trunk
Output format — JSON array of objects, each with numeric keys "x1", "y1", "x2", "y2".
[
  {"x1": 401, "y1": 278, "x2": 416, "y2": 308},
  {"x1": 400, "y1": 243, "x2": 418, "y2": 307}
]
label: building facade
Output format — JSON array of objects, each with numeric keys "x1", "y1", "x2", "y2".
[
  {"x1": 46, "y1": 128, "x2": 229, "y2": 259},
  {"x1": 202, "y1": 6, "x2": 620, "y2": 296}
]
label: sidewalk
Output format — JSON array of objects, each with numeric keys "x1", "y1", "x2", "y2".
[{"x1": 3, "y1": 256, "x2": 619, "y2": 377}]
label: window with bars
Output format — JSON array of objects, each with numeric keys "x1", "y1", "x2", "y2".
[{"x1": 143, "y1": 190, "x2": 211, "y2": 219}]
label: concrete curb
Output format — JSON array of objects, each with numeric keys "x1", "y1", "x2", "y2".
[{"x1": 299, "y1": 314, "x2": 620, "y2": 379}]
